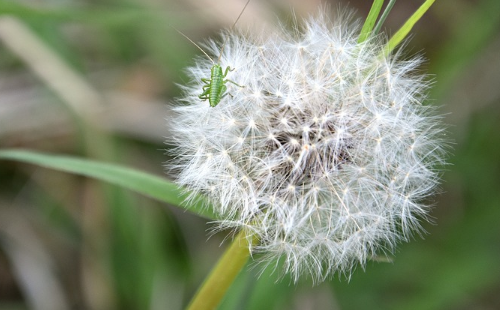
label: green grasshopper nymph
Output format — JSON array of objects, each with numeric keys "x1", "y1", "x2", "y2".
[{"x1": 176, "y1": 0, "x2": 249, "y2": 107}]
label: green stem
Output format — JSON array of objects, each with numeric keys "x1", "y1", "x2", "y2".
[
  {"x1": 385, "y1": 0, "x2": 436, "y2": 54},
  {"x1": 373, "y1": 0, "x2": 397, "y2": 35},
  {"x1": 358, "y1": 0, "x2": 384, "y2": 43},
  {"x1": 186, "y1": 230, "x2": 258, "y2": 310}
]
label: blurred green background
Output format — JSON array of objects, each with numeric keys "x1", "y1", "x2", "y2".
[{"x1": 0, "y1": 0, "x2": 499, "y2": 309}]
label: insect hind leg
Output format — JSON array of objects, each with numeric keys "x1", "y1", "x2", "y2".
[
  {"x1": 222, "y1": 66, "x2": 244, "y2": 88},
  {"x1": 199, "y1": 87, "x2": 210, "y2": 100},
  {"x1": 225, "y1": 79, "x2": 244, "y2": 88}
]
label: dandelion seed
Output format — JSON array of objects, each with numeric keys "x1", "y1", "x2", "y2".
[{"x1": 169, "y1": 10, "x2": 447, "y2": 283}]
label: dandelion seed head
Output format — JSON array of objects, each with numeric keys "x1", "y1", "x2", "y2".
[{"x1": 169, "y1": 10, "x2": 447, "y2": 283}]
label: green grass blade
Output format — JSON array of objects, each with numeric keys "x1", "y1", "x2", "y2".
[
  {"x1": 386, "y1": 0, "x2": 436, "y2": 53},
  {"x1": 358, "y1": 0, "x2": 384, "y2": 43},
  {"x1": 0, "y1": 149, "x2": 216, "y2": 220},
  {"x1": 0, "y1": 1, "x2": 154, "y2": 25}
]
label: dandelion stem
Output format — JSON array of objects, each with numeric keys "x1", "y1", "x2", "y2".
[{"x1": 186, "y1": 230, "x2": 258, "y2": 310}]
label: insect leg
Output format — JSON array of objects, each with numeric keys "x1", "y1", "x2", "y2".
[
  {"x1": 225, "y1": 79, "x2": 244, "y2": 88},
  {"x1": 199, "y1": 87, "x2": 210, "y2": 100},
  {"x1": 200, "y1": 86, "x2": 210, "y2": 94},
  {"x1": 222, "y1": 66, "x2": 235, "y2": 78},
  {"x1": 221, "y1": 67, "x2": 244, "y2": 88},
  {"x1": 219, "y1": 84, "x2": 236, "y2": 100},
  {"x1": 219, "y1": 84, "x2": 228, "y2": 99}
]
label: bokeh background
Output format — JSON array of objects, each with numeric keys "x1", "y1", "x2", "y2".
[{"x1": 0, "y1": 0, "x2": 499, "y2": 309}]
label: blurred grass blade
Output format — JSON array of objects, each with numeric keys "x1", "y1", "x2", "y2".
[
  {"x1": 0, "y1": 149, "x2": 216, "y2": 220},
  {"x1": 358, "y1": 0, "x2": 384, "y2": 43},
  {"x1": 431, "y1": 0, "x2": 500, "y2": 100},
  {"x1": 0, "y1": 1, "x2": 155, "y2": 25},
  {"x1": 386, "y1": 0, "x2": 436, "y2": 53}
]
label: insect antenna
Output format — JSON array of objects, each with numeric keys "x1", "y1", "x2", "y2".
[
  {"x1": 173, "y1": 28, "x2": 215, "y2": 64},
  {"x1": 217, "y1": 0, "x2": 251, "y2": 63}
]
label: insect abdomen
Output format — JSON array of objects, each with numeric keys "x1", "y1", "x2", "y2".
[{"x1": 209, "y1": 65, "x2": 224, "y2": 107}]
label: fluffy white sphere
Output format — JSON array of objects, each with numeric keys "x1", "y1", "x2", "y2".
[{"x1": 169, "y1": 11, "x2": 446, "y2": 282}]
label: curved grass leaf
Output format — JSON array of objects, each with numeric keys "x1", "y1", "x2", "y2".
[
  {"x1": 386, "y1": 0, "x2": 436, "y2": 53},
  {"x1": 0, "y1": 149, "x2": 216, "y2": 220}
]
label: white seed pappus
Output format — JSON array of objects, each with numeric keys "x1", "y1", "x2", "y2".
[{"x1": 169, "y1": 11, "x2": 447, "y2": 283}]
